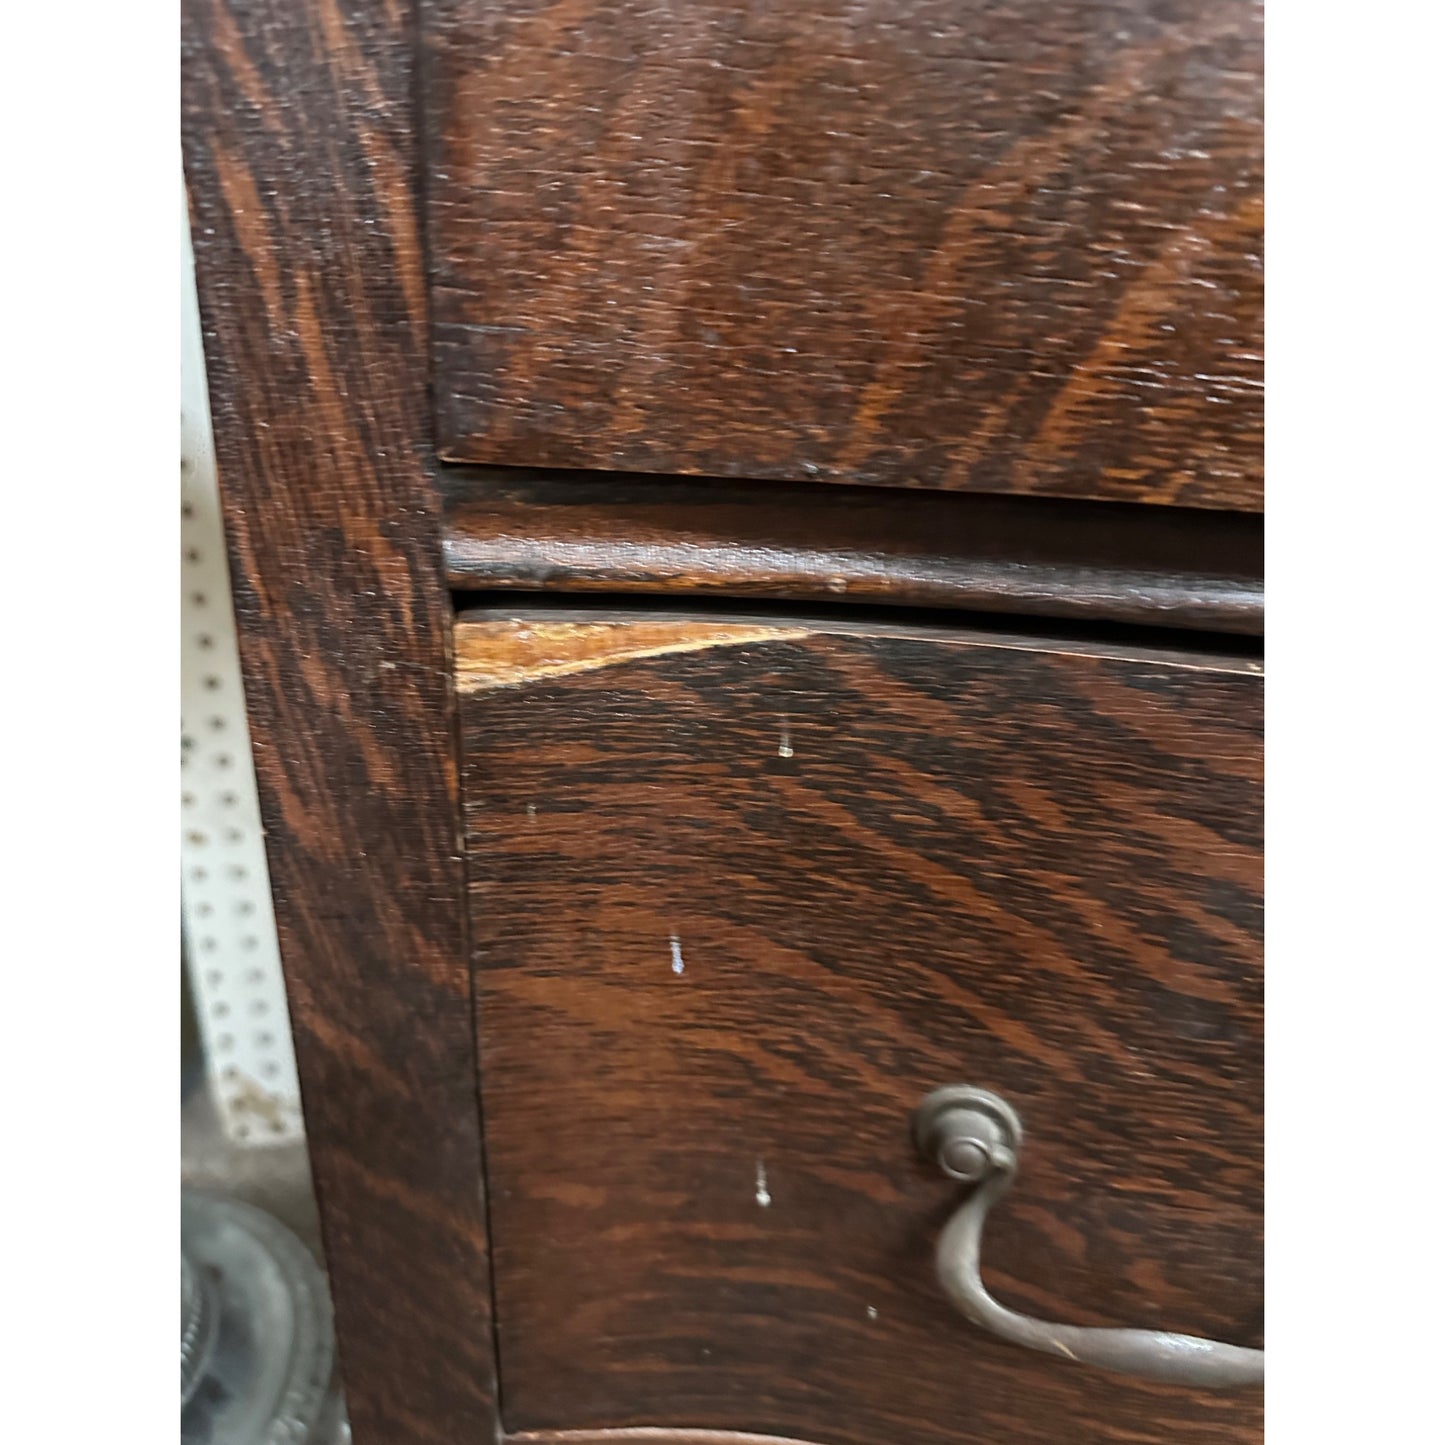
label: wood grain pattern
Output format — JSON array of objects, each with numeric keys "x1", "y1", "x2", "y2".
[
  {"x1": 442, "y1": 470, "x2": 1264, "y2": 633},
  {"x1": 181, "y1": 4, "x2": 500, "y2": 1443},
  {"x1": 508, "y1": 1432, "x2": 848, "y2": 1445},
  {"x1": 424, "y1": 0, "x2": 1262, "y2": 508},
  {"x1": 455, "y1": 618, "x2": 812, "y2": 691},
  {"x1": 459, "y1": 611, "x2": 1262, "y2": 1445}
]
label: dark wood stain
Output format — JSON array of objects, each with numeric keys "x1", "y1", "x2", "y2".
[
  {"x1": 424, "y1": 0, "x2": 1263, "y2": 509},
  {"x1": 442, "y1": 469, "x2": 1264, "y2": 633},
  {"x1": 508, "y1": 1432, "x2": 880, "y2": 1445},
  {"x1": 184, "y1": 0, "x2": 1263, "y2": 1435},
  {"x1": 181, "y1": 2, "x2": 500, "y2": 1442},
  {"x1": 458, "y1": 612, "x2": 1262, "y2": 1445}
]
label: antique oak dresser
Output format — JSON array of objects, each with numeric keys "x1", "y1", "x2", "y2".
[{"x1": 181, "y1": 1, "x2": 1263, "y2": 1442}]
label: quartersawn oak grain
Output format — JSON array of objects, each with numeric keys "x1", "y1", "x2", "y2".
[
  {"x1": 459, "y1": 611, "x2": 1262, "y2": 1445},
  {"x1": 508, "y1": 1432, "x2": 851, "y2": 1445},
  {"x1": 442, "y1": 470, "x2": 1264, "y2": 634},
  {"x1": 181, "y1": 3, "x2": 499, "y2": 1443},
  {"x1": 424, "y1": 0, "x2": 1263, "y2": 508}
]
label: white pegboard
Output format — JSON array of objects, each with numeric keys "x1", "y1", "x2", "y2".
[{"x1": 181, "y1": 189, "x2": 305, "y2": 1146}]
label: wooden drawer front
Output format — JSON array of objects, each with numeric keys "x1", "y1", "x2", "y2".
[
  {"x1": 425, "y1": 0, "x2": 1263, "y2": 508},
  {"x1": 458, "y1": 614, "x2": 1262, "y2": 1445}
]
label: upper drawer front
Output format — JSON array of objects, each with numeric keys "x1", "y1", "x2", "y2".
[
  {"x1": 458, "y1": 614, "x2": 1262, "y2": 1445},
  {"x1": 425, "y1": 0, "x2": 1263, "y2": 509}
]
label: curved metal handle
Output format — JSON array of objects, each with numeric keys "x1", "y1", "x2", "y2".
[{"x1": 914, "y1": 1085, "x2": 1263, "y2": 1389}]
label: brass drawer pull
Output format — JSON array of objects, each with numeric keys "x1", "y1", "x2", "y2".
[{"x1": 914, "y1": 1086, "x2": 1264, "y2": 1389}]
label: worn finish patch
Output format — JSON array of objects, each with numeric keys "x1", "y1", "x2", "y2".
[{"x1": 454, "y1": 618, "x2": 813, "y2": 692}]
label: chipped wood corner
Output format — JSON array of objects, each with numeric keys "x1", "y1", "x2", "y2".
[{"x1": 453, "y1": 618, "x2": 813, "y2": 692}]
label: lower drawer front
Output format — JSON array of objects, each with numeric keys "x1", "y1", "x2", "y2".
[{"x1": 457, "y1": 613, "x2": 1263, "y2": 1445}]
